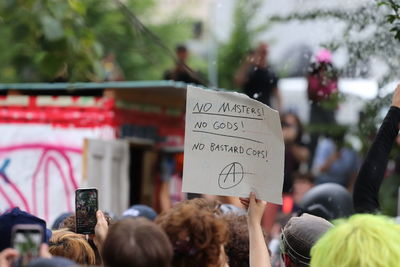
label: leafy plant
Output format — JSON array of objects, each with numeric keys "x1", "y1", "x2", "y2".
[
  {"x1": 379, "y1": 0, "x2": 400, "y2": 40},
  {"x1": 0, "y1": 0, "x2": 196, "y2": 82}
]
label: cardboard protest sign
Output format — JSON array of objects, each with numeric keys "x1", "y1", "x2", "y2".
[{"x1": 182, "y1": 85, "x2": 284, "y2": 204}]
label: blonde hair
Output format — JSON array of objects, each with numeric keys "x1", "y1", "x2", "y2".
[
  {"x1": 310, "y1": 214, "x2": 400, "y2": 267},
  {"x1": 49, "y1": 229, "x2": 96, "y2": 265}
]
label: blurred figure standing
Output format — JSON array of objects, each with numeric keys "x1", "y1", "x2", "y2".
[
  {"x1": 307, "y1": 49, "x2": 339, "y2": 159},
  {"x1": 311, "y1": 131, "x2": 359, "y2": 190},
  {"x1": 235, "y1": 43, "x2": 282, "y2": 110},
  {"x1": 164, "y1": 44, "x2": 204, "y2": 85},
  {"x1": 281, "y1": 112, "x2": 310, "y2": 194}
]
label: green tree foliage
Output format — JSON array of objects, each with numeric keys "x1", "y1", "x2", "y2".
[
  {"x1": 379, "y1": 0, "x2": 400, "y2": 40},
  {"x1": 0, "y1": 0, "x2": 193, "y2": 82},
  {"x1": 217, "y1": 0, "x2": 268, "y2": 90},
  {"x1": 0, "y1": 0, "x2": 103, "y2": 81}
]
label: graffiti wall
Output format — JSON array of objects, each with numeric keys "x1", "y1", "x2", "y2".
[
  {"x1": 0, "y1": 96, "x2": 115, "y2": 224},
  {"x1": 0, "y1": 93, "x2": 185, "y2": 224},
  {"x1": 0, "y1": 124, "x2": 114, "y2": 223}
]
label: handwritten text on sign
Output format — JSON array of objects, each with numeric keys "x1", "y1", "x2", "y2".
[{"x1": 182, "y1": 86, "x2": 284, "y2": 204}]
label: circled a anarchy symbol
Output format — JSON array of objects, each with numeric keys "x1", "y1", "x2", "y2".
[{"x1": 218, "y1": 162, "x2": 245, "y2": 189}]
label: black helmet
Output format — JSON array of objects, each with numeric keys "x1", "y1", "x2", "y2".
[{"x1": 298, "y1": 183, "x2": 354, "y2": 221}]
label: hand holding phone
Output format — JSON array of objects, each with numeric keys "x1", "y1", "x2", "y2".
[
  {"x1": 75, "y1": 188, "x2": 98, "y2": 234},
  {"x1": 0, "y1": 248, "x2": 19, "y2": 267},
  {"x1": 11, "y1": 224, "x2": 43, "y2": 267}
]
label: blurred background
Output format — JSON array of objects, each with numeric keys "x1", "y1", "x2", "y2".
[{"x1": 1, "y1": 0, "x2": 400, "y2": 226}]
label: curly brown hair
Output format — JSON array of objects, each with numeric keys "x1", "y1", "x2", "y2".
[
  {"x1": 156, "y1": 203, "x2": 228, "y2": 267},
  {"x1": 223, "y1": 214, "x2": 269, "y2": 267},
  {"x1": 173, "y1": 198, "x2": 222, "y2": 216}
]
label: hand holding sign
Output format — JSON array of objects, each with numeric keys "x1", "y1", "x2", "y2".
[{"x1": 182, "y1": 86, "x2": 284, "y2": 204}]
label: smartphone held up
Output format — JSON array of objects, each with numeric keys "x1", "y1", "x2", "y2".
[
  {"x1": 11, "y1": 224, "x2": 43, "y2": 266},
  {"x1": 75, "y1": 188, "x2": 98, "y2": 235}
]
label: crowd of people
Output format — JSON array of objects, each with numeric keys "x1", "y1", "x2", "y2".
[{"x1": 2, "y1": 44, "x2": 400, "y2": 266}]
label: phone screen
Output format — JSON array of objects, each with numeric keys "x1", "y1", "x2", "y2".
[
  {"x1": 75, "y1": 188, "x2": 98, "y2": 234},
  {"x1": 13, "y1": 229, "x2": 41, "y2": 266}
]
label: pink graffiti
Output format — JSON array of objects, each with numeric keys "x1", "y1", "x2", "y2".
[
  {"x1": 0, "y1": 143, "x2": 82, "y2": 222},
  {"x1": 43, "y1": 156, "x2": 73, "y2": 220},
  {"x1": 0, "y1": 144, "x2": 82, "y2": 154},
  {"x1": 0, "y1": 180, "x2": 14, "y2": 208},
  {"x1": 0, "y1": 172, "x2": 30, "y2": 212}
]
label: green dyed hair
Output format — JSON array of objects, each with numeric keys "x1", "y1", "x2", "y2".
[{"x1": 310, "y1": 214, "x2": 400, "y2": 267}]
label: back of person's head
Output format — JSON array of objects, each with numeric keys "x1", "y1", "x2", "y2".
[
  {"x1": 52, "y1": 212, "x2": 73, "y2": 230},
  {"x1": 299, "y1": 183, "x2": 354, "y2": 220},
  {"x1": 0, "y1": 207, "x2": 49, "y2": 251},
  {"x1": 223, "y1": 214, "x2": 268, "y2": 267},
  {"x1": 281, "y1": 213, "x2": 333, "y2": 267},
  {"x1": 102, "y1": 217, "x2": 172, "y2": 267},
  {"x1": 156, "y1": 203, "x2": 228, "y2": 267},
  {"x1": 58, "y1": 212, "x2": 112, "y2": 265},
  {"x1": 58, "y1": 214, "x2": 76, "y2": 232},
  {"x1": 49, "y1": 229, "x2": 96, "y2": 265},
  {"x1": 310, "y1": 214, "x2": 400, "y2": 267},
  {"x1": 122, "y1": 204, "x2": 157, "y2": 221},
  {"x1": 175, "y1": 198, "x2": 222, "y2": 216},
  {"x1": 59, "y1": 213, "x2": 112, "y2": 232},
  {"x1": 224, "y1": 214, "x2": 249, "y2": 267}
]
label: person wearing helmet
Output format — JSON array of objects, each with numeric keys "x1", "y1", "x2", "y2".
[{"x1": 298, "y1": 183, "x2": 354, "y2": 221}]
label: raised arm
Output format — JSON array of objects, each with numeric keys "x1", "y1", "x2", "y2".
[
  {"x1": 241, "y1": 192, "x2": 271, "y2": 267},
  {"x1": 353, "y1": 85, "x2": 400, "y2": 213}
]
